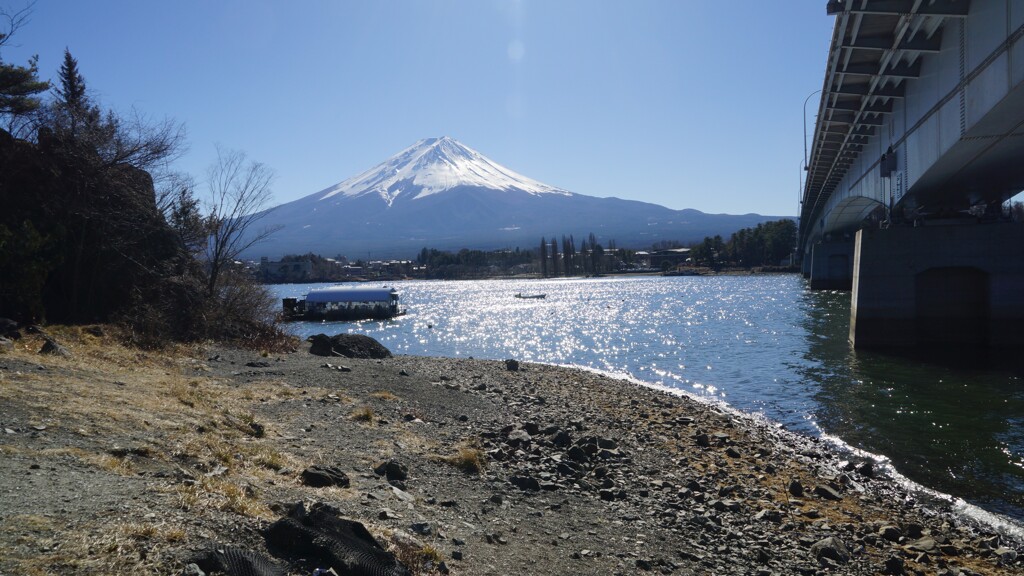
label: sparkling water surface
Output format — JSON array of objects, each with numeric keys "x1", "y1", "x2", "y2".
[{"x1": 270, "y1": 275, "x2": 1024, "y2": 523}]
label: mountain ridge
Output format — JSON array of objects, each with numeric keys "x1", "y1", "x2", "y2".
[{"x1": 243, "y1": 138, "x2": 789, "y2": 259}]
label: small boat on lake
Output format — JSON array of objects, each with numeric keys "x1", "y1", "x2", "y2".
[
  {"x1": 282, "y1": 286, "x2": 405, "y2": 321},
  {"x1": 514, "y1": 293, "x2": 546, "y2": 299}
]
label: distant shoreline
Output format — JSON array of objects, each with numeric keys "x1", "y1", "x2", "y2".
[{"x1": 259, "y1": 267, "x2": 803, "y2": 285}]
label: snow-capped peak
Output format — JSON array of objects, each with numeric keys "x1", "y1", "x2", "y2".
[{"x1": 316, "y1": 137, "x2": 572, "y2": 205}]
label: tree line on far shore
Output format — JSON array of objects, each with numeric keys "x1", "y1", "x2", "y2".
[{"x1": 688, "y1": 219, "x2": 797, "y2": 269}]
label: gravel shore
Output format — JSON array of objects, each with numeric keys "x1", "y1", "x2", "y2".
[{"x1": 0, "y1": 328, "x2": 1021, "y2": 575}]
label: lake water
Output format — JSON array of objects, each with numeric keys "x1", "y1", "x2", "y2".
[{"x1": 270, "y1": 275, "x2": 1024, "y2": 527}]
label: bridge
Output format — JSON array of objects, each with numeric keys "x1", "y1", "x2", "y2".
[{"x1": 799, "y1": 0, "x2": 1024, "y2": 348}]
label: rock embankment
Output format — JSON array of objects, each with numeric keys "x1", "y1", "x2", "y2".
[{"x1": 0, "y1": 328, "x2": 1020, "y2": 575}]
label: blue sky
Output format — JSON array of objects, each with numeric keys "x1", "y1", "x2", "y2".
[{"x1": 5, "y1": 1, "x2": 834, "y2": 216}]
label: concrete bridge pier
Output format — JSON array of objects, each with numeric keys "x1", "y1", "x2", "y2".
[
  {"x1": 808, "y1": 240, "x2": 855, "y2": 290},
  {"x1": 801, "y1": 248, "x2": 812, "y2": 278},
  {"x1": 849, "y1": 224, "x2": 1024, "y2": 349}
]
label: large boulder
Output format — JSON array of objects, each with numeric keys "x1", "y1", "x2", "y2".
[{"x1": 308, "y1": 333, "x2": 392, "y2": 359}]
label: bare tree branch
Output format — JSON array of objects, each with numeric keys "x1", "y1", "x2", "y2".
[
  {"x1": 204, "y1": 147, "x2": 280, "y2": 296},
  {"x1": 0, "y1": 1, "x2": 35, "y2": 50}
]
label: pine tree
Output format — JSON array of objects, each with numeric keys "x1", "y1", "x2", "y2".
[
  {"x1": 539, "y1": 237, "x2": 548, "y2": 277},
  {"x1": 550, "y1": 238, "x2": 559, "y2": 277},
  {"x1": 0, "y1": 4, "x2": 50, "y2": 127},
  {"x1": 0, "y1": 54, "x2": 48, "y2": 118},
  {"x1": 54, "y1": 48, "x2": 98, "y2": 136},
  {"x1": 57, "y1": 48, "x2": 86, "y2": 112}
]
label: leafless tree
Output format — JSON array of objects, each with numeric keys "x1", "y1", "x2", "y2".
[{"x1": 204, "y1": 147, "x2": 280, "y2": 296}]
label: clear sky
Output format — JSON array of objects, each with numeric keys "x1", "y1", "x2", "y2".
[{"x1": 4, "y1": 0, "x2": 834, "y2": 216}]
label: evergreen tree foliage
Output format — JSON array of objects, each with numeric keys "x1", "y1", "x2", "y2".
[
  {"x1": 0, "y1": 5, "x2": 49, "y2": 127},
  {"x1": 0, "y1": 54, "x2": 48, "y2": 117},
  {"x1": 539, "y1": 237, "x2": 548, "y2": 277},
  {"x1": 56, "y1": 49, "x2": 86, "y2": 112}
]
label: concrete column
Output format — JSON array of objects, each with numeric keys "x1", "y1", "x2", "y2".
[
  {"x1": 809, "y1": 240, "x2": 855, "y2": 290},
  {"x1": 850, "y1": 224, "x2": 1024, "y2": 349}
]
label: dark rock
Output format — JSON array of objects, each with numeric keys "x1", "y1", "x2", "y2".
[
  {"x1": 567, "y1": 445, "x2": 589, "y2": 462},
  {"x1": 695, "y1": 433, "x2": 711, "y2": 448},
  {"x1": 39, "y1": 337, "x2": 71, "y2": 357},
  {"x1": 373, "y1": 459, "x2": 409, "y2": 481},
  {"x1": 788, "y1": 479, "x2": 805, "y2": 497},
  {"x1": 410, "y1": 522, "x2": 432, "y2": 536},
  {"x1": 245, "y1": 361, "x2": 271, "y2": 368},
  {"x1": 191, "y1": 547, "x2": 286, "y2": 576},
  {"x1": 552, "y1": 430, "x2": 572, "y2": 447},
  {"x1": 451, "y1": 550, "x2": 463, "y2": 561},
  {"x1": 0, "y1": 317, "x2": 18, "y2": 338},
  {"x1": 855, "y1": 460, "x2": 875, "y2": 478},
  {"x1": 725, "y1": 447, "x2": 741, "y2": 458},
  {"x1": 810, "y1": 536, "x2": 851, "y2": 564},
  {"x1": 301, "y1": 465, "x2": 351, "y2": 488},
  {"x1": 904, "y1": 536, "x2": 936, "y2": 554},
  {"x1": 504, "y1": 358, "x2": 520, "y2": 371},
  {"x1": 879, "y1": 525, "x2": 902, "y2": 542},
  {"x1": 308, "y1": 333, "x2": 393, "y2": 359},
  {"x1": 510, "y1": 476, "x2": 540, "y2": 491},
  {"x1": 265, "y1": 502, "x2": 410, "y2": 575},
  {"x1": 813, "y1": 484, "x2": 842, "y2": 501},
  {"x1": 882, "y1": 555, "x2": 904, "y2": 575}
]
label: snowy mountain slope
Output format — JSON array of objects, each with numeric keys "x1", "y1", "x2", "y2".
[
  {"x1": 242, "y1": 138, "x2": 786, "y2": 259},
  {"x1": 314, "y1": 136, "x2": 571, "y2": 205}
]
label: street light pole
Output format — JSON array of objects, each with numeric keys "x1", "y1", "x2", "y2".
[{"x1": 803, "y1": 89, "x2": 822, "y2": 171}]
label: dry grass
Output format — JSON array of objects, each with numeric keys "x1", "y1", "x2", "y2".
[
  {"x1": 369, "y1": 390, "x2": 400, "y2": 401},
  {"x1": 436, "y1": 444, "x2": 487, "y2": 475},
  {"x1": 173, "y1": 477, "x2": 268, "y2": 517},
  {"x1": 352, "y1": 405, "x2": 375, "y2": 423},
  {"x1": 389, "y1": 534, "x2": 447, "y2": 576},
  {"x1": 3, "y1": 516, "x2": 193, "y2": 575}
]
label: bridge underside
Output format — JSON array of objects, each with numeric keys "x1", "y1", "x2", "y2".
[
  {"x1": 904, "y1": 80, "x2": 1024, "y2": 215},
  {"x1": 800, "y1": 0, "x2": 1024, "y2": 349}
]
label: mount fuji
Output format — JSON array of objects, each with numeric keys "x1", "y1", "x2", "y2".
[{"x1": 245, "y1": 137, "x2": 784, "y2": 259}]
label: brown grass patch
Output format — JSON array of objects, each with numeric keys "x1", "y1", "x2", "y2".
[
  {"x1": 436, "y1": 443, "x2": 486, "y2": 474},
  {"x1": 369, "y1": 390, "x2": 400, "y2": 401},
  {"x1": 352, "y1": 406, "x2": 375, "y2": 423}
]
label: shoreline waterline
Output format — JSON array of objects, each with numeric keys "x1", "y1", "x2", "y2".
[
  {"x1": 270, "y1": 275, "x2": 1024, "y2": 523},
  {"x1": 508, "y1": 360, "x2": 1024, "y2": 540}
]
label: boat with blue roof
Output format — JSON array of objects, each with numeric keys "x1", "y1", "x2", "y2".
[{"x1": 282, "y1": 286, "x2": 404, "y2": 321}]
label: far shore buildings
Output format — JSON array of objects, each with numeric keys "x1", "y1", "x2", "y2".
[
  {"x1": 258, "y1": 256, "x2": 416, "y2": 283},
  {"x1": 635, "y1": 248, "x2": 691, "y2": 270}
]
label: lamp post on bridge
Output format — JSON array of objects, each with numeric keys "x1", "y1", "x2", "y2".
[
  {"x1": 798, "y1": 89, "x2": 822, "y2": 273},
  {"x1": 803, "y1": 89, "x2": 822, "y2": 172}
]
